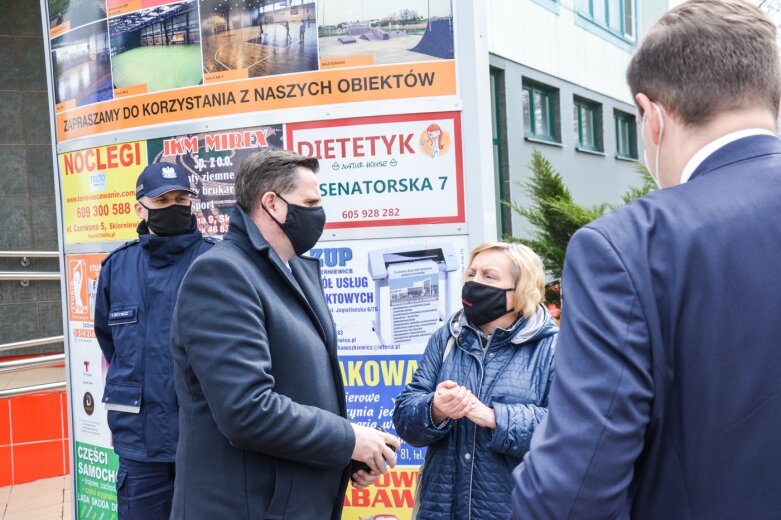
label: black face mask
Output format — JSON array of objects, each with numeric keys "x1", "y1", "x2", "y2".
[
  {"x1": 139, "y1": 202, "x2": 195, "y2": 237},
  {"x1": 461, "y1": 281, "x2": 514, "y2": 327},
  {"x1": 263, "y1": 193, "x2": 326, "y2": 256}
]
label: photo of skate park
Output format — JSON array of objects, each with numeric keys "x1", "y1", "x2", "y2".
[
  {"x1": 50, "y1": 20, "x2": 113, "y2": 107},
  {"x1": 318, "y1": 0, "x2": 453, "y2": 67},
  {"x1": 200, "y1": 0, "x2": 318, "y2": 79},
  {"x1": 108, "y1": 0, "x2": 203, "y2": 94},
  {"x1": 48, "y1": 0, "x2": 107, "y2": 33}
]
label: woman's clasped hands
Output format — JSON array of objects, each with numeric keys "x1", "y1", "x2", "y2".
[{"x1": 431, "y1": 380, "x2": 496, "y2": 429}]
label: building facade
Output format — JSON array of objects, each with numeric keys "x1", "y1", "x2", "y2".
[{"x1": 487, "y1": 0, "x2": 669, "y2": 238}]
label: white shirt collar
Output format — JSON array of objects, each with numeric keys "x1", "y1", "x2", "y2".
[{"x1": 680, "y1": 129, "x2": 776, "y2": 184}]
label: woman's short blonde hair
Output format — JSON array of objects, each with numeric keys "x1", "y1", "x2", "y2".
[{"x1": 465, "y1": 242, "x2": 545, "y2": 319}]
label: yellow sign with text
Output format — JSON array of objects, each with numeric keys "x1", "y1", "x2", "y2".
[
  {"x1": 59, "y1": 142, "x2": 146, "y2": 244},
  {"x1": 342, "y1": 468, "x2": 419, "y2": 520}
]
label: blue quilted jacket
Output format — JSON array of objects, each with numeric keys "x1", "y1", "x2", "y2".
[{"x1": 393, "y1": 305, "x2": 557, "y2": 520}]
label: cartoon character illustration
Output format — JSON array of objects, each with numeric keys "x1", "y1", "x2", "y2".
[
  {"x1": 426, "y1": 124, "x2": 443, "y2": 158},
  {"x1": 419, "y1": 123, "x2": 450, "y2": 158}
]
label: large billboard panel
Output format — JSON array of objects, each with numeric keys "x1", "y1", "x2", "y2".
[{"x1": 39, "y1": 1, "x2": 497, "y2": 519}]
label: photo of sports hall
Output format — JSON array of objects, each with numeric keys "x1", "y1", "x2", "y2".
[
  {"x1": 318, "y1": 0, "x2": 453, "y2": 67},
  {"x1": 50, "y1": 20, "x2": 113, "y2": 107},
  {"x1": 200, "y1": 0, "x2": 318, "y2": 78},
  {"x1": 108, "y1": 0, "x2": 203, "y2": 94},
  {"x1": 48, "y1": 0, "x2": 107, "y2": 33}
]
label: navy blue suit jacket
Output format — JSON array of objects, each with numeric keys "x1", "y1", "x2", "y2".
[{"x1": 511, "y1": 135, "x2": 781, "y2": 519}]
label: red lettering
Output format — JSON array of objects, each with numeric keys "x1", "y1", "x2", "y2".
[
  {"x1": 63, "y1": 143, "x2": 144, "y2": 175},
  {"x1": 85, "y1": 149, "x2": 96, "y2": 171},
  {"x1": 106, "y1": 145, "x2": 118, "y2": 169},
  {"x1": 365, "y1": 135, "x2": 381, "y2": 155},
  {"x1": 335, "y1": 137, "x2": 350, "y2": 158},
  {"x1": 297, "y1": 140, "x2": 314, "y2": 157},
  {"x1": 323, "y1": 139, "x2": 335, "y2": 159},
  {"x1": 381, "y1": 135, "x2": 396, "y2": 155},
  {"x1": 346, "y1": 488, "x2": 370, "y2": 507},
  {"x1": 204, "y1": 134, "x2": 219, "y2": 152},
  {"x1": 119, "y1": 143, "x2": 133, "y2": 167},
  {"x1": 371, "y1": 489, "x2": 392, "y2": 508},
  {"x1": 182, "y1": 137, "x2": 198, "y2": 154},
  {"x1": 353, "y1": 137, "x2": 365, "y2": 157},
  {"x1": 392, "y1": 489, "x2": 414, "y2": 508},
  {"x1": 98, "y1": 148, "x2": 108, "y2": 169},
  {"x1": 390, "y1": 470, "x2": 417, "y2": 488},
  {"x1": 74, "y1": 152, "x2": 83, "y2": 173},
  {"x1": 64, "y1": 153, "x2": 74, "y2": 175},
  {"x1": 400, "y1": 133, "x2": 415, "y2": 154},
  {"x1": 253, "y1": 129, "x2": 268, "y2": 147},
  {"x1": 229, "y1": 132, "x2": 242, "y2": 150},
  {"x1": 163, "y1": 139, "x2": 177, "y2": 156}
]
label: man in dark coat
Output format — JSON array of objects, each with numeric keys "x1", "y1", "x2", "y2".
[
  {"x1": 170, "y1": 149, "x2": 399, "y2": 519},
  {"x1": 511, "y1": 1, "x2": 781, "y2": 518},
  {"x1": 95, "y1": 162, "x2": 215, "y2": 519}
]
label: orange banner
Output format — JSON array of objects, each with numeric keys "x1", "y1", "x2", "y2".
[
  {"x1": 56, "y1": 100, "x2": 77, "y2": 113},
  {"x1": 50, "y1": 21, "x2": 71, "y2": 39},
  {"x1": 107, "y1": 0, "x2": 178, "y2": 16},
  {"x1": 320, "y1": 55, "x2": 375, "y2": 70},
  {"x1": 55, "y1": 61, "x2": 457, "y2": 142},
  {"x1": 114, "y1": 84, "x2": 148, "y2": 98},
  {"x1": 204, "y1": 69, "x2": 250, "y2": 84}
]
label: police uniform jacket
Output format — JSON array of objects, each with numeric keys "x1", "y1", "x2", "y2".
[{"x1": 94, "y1": 223, "x2": 215, "y2": 462}]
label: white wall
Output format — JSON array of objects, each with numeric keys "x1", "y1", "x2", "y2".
[{"x1": 486, "y1": 0, "x2": 667, "y2": 105}]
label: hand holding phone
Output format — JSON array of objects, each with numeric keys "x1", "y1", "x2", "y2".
[{"x1": 349, "y1": 425, "x2": 399, "y2": 475}]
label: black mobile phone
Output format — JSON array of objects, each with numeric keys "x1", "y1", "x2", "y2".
[{"x1": 350, "y1": 426, "x2": 397, "y2": 475}]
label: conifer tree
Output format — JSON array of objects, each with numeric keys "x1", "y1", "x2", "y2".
[{"x1": 505, "y1": 150, "x2": 655, "y2": 279}]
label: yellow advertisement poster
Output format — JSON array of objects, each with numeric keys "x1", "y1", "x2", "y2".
[
  {"x1": 342, "y1": 468, "x2": 419, "y2": 520},
  {"x1": 59, "y1": 142, "x2": 146, "y2": 244}
]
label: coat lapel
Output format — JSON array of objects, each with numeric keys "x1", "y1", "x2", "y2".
[
  {"x1": 291, "y1": 256, "x2": 346, "y2": 416},
  {"x1": 290, "y1": 257, "x2": 335, "y2": 349}
]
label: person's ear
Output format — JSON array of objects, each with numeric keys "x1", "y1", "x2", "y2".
[
  {"x1": 635, "y1": 93, "x2": 662, "y2": 145},
  {"x1": 135, "y1": 200, "x2": 146, "y2": 220},
  {"x1": 260, "y1": 191, "x2": 277, "y2": 213}
]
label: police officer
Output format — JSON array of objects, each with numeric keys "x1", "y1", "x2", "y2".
[{"x1": 94, "y1": 162, "x2": 215, "y2": 519}]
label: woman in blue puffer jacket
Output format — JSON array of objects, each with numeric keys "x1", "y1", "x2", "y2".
[{"x1": 393, "y1": 242, "x2": 557, "y2": 520}]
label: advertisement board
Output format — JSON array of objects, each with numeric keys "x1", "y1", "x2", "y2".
[
  {"x1": 65, "y1": 253, "x2": 118, "y2": 519},
  {"x1": 40, "y1": 1, "x2": 494, "y2": 518}
]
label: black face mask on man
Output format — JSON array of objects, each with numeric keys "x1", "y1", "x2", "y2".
[
  {"x1": 263, "y1": 193, "x2": 326, "y2": 256},
  {"x1": 139, "y1": 202, "x2": 195, "y2": 237},
  {"x1": 461, "y1": 281, "x2": 515, "y2": 327}
]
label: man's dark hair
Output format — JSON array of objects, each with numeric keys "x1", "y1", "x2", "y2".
[
  {"x1": 235, "y1": 149, "x2": 319, "y2": 214},
  {"x1": 627, "y1": 0, "x2": 780, "y2": 126}
]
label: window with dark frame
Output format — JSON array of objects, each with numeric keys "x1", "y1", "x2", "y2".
[
  {"x1": 615, "y1": 110, "x2": 638, "y2": 159},
  {"x1": 490, "y1": 67, "x2": 512, "y2": 237},
  {"x1": 523, "y1": 82, "x2": 559, "y2": 143},
  {"x1": 574, "y1": 98, "x2": 603, "y2": 152},
  {"x1": 576, "y1": 0, "x2": 636, "y2": 40}
]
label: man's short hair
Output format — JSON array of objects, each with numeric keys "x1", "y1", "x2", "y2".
[
  {"x1": 464, "y1": 242, "x2": 545, "y2": 319},
  {"x1": 627, "y1": 0, "x2": 780, "y2": 126},
  {"x1": 235, "y1": 149, "x2": 319, "y2": 214}
]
